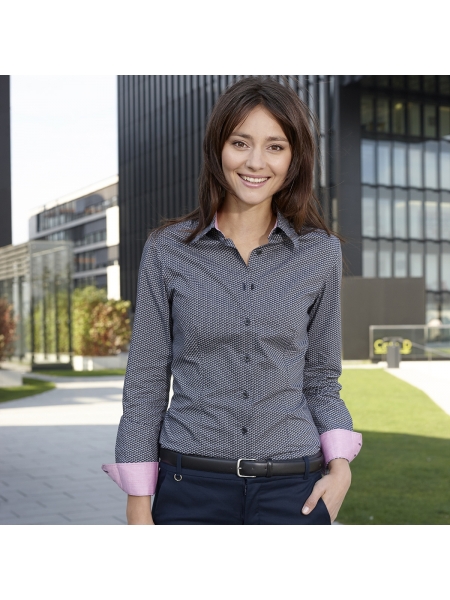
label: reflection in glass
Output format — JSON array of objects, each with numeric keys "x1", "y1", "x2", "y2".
[
  {"x1": 442, "y1": 293, "x2": 450, "y2": 324},
  {"x1": 392, "y1": 76, "x2": 404, "y2": 89},
  {"x1": 376, "y1": 98, "x2": 390, "y2": 133},
  {"x1": 394, "y1": 189, "x2": 407, "y2": 238},
  {"x1": 407, "y1": 76, "x2": 420, "y2": 91},
  {"x1": 410, "y1": 242, "x2": 424, "y2": 277},
  {"x1": 442, "y1": 244, "x2": 450, "y2": 291},
  {"x1": 378, "y1": 241, "x2": 392, "y2": 277},
  {"x1": 362, "y1": 240, "x2": 376, "y2": 277},
  {"x1": 361, "y1": 140, "x2": 376, "y2": 184},
  {"x1": 362, "y1": 76, "x2": 375, "y2": 88},
  {"x1": 439, "y1": 106, "x2": 450, "y2": 140},
  {"x1": 423, "y1": 75, "x2": 436, "y2": 94},
  {"x1": 377, "y1": 76, "x2": 389, "y2": 88},
  {"x1": 408, "y1": 143, "x2": 422, "y2": 188},
  {"x1": 408, "y1": 102, "x2": 421, "y2": 136},
  {"x1": 394, "y1": 241, "x2": 408, "y2": 277},
  {"x1": 377, "y1": 141, "x2": 391, "y2": 185},
  {"x1": 426, "y1": 292, "x2": 440, "y2": 323},
  {"x1": 424, "y1": 141, "x2": 438, "y2": 189},
  {"x1": 393, "y1": 101, "x2": 405, "y2": 135},
  {"x1": 362, "y1": 187, "x2": 376, "y2": 237},
  {"x1": 441, "y1": 195, "x2": 450, "y2": 239},
  {"x1": 409, "y1": 191, "x2": 423, "y2": 239},
  {"x1": 361, "y1": 95, "x2": 374, "y2": 132},
  {"x1": 393, "y1": 142, "x2": 406, "y2": 186},
  {"x1": 425, "y1": 193, "x2": 439, "y2": 239},
  {"x1": 378, "y1": 188, "x2": 392, "y2": 238},
  {"x1": 425, "y1": 243, "x2": 439, "y2": 290},
  {"x1": 424, "y1": 105, "x2": 437, "y2": 138},
  {"x1": 440, "y1": 141, "x2": 450, "y2": 189}
]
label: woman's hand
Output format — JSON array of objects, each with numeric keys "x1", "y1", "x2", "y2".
[
  {"x1": 126, "y1": 495, "x2": 155, "y2": 525},
  {"x1": 301, "y1": 458, "x2": 351, "y2": 523}
]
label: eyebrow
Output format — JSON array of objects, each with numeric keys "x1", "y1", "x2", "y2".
[{"x1": 230, "y1": 132, "x2": 289, "y2": 143}]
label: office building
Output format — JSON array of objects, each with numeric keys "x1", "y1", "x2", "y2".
[
  {"x1": 117, "y1": 76, "x2": 450, "y2": 358},
  {"x1": 29, "y1": 176, "x2": 121, "y2": 300}
]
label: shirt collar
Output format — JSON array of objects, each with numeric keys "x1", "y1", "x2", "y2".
[{"x1": 191, "y1": 208, "x2": 299, "y2": 246}]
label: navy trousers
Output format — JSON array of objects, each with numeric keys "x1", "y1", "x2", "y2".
[{"x1": 152, "y1": 458, "x2": 331, "y2": 525}]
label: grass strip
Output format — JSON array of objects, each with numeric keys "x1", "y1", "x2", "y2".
[
  {"x1": 338, "y1": 369, "x2": 450, "y2": 525},
  {"x1": 0, "y1": 377, "x2": 56, "y2": 404},
  {"x1": 31, "y1": 369, "x2": 126, "y2": 377}
]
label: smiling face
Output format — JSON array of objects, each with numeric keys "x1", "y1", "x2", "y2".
[{"x1": 221, "y1": 106, "x2": 292, "y2": 211}]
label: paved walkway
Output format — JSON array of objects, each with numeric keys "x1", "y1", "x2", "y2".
[
  {"x1": 1, "y1": 359, "x2": 448, "y2": 525},
  {"x1": 0, "y1": 374, "x2": 127, "y2": 525}
]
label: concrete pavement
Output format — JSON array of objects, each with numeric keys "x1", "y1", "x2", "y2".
[{"x1": 0, "y1": 375, "x2": 127, "y2": 525}]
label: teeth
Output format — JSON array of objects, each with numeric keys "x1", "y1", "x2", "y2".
[{"x1": 241, "y1": 175, "x2": 268, "y2": 183}]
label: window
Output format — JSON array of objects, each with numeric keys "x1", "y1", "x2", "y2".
[
  {"x1": 409, "y1": 191, "x2": 423, "y2": 239},
  {"x1": 378, "y1": 187, "x2": 392, "y2": 238},
  {"x1": 441, "y1": 194, "x2": 450, "y2": 239},
  {"x1": 408, "y1": 143, "x2": 422, "y2": 188},
  {"x1": 376, "y1": 97, "x2": 390, "y2": 133},
  {"x1": 393, "y1": 101, "x2": 405, "y2": 135},
  {"x1": 410, "y1": 242, "x2": 424, "y2": 277},
  {"x1": 394, "y1": 241, "x2": 408, "y2": 277},
  {"x1": 442, "y1": 244, "x2": 450, "y2": 291},
  {"x1": 439, "y1": 106, "x2": 450, "y2": 140},
  {"x1": 424, "y1": 141, "x2": 438, "y2": 189},
  {"x1": 408, "y1": 76, "x2": 421, "y2": 92},
  {"x1": 393, "y1": 142, "x2": 407, "y2": 186},
  {"x1": 362, "y1": 186, "x2": 376, "y2": 237},
  {"x1": 408, "y1": 102, "x2": 421, "y2": 136},
  {"x1": 361, "y1": 95, "x2": 375, "y2": 132},
  {"x1": 423, "y1": 76, "x2": 436, "y2": 94},
  {"x1": 424, "y1": 105, "x2": 437, "y2": 138},
  {"x1": 377, "y1": 141, "x2": 391, "y2": 185},
  {"x1": 378, "y1": 241, "x2": 392, "y2": 277},
  {"x1": 425, "y1": 192, "x2": 439, "y2": 239},
  {"x1": 440, "y1": 141, "x2": 450, "y2": 190},
  {"x1": 362, "y1": 239, "x2": 377, "y2": 277},
  {"x1": 425, "y1": 243, "x2": 439, "y2": 290},
  {"x1": 362, "y1": 140, "x2": 376, "y2": 184},
  {"x1": 393, "y1": 189, "x2": 408, "y2": 238}
]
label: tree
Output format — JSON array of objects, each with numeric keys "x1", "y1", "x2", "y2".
[{"x1": 0, "y1": 298, "x2": 17, "y2": 363}]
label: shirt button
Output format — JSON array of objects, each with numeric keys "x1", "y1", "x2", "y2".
[
  {"x1": 256, "y1": 248, "x2": 262, "y2": 255},
  {"x1": 241, "y1": 427, "x2": 248, "y2": 434},
  {"x1": 250, "y1": 283, "x2": 255, "y2": 290},
  {"x1": 244, "y1": 318, "x2": 250, "y2": 326},
  {"x1": 244, "y1": 354, "x2": 250, "y2": 363},
  {"x1": 243, "y1": 391, "x2": 249, "y2": 398}
]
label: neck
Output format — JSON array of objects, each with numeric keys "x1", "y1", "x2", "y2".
[{"x1": 217, "y1": 200, "x2": 276, "y2": 242}]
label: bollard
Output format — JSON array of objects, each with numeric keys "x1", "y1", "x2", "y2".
[{"x1": 386, "y1": 344, "x2": 400, "y2": 368}]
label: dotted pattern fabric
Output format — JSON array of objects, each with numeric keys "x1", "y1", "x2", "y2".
[{"x1": 115, "y1": 209, "x2": 354, "y2": 464}]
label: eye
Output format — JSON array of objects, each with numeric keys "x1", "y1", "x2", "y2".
[
  {"x1": 268, "y1": 144, "x2": 284, "y2": 151},
  {"x1": 232, "y1": 140, "x2": 247, "y2": 149}
]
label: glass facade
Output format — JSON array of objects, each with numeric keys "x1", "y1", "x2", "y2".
[{"x1": 360, "y1": 76, "x2": 450, "y2": 323}]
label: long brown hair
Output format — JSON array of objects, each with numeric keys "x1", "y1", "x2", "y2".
[{"x1": 149, "y1": 76, "x2": 333, "y2": 242}]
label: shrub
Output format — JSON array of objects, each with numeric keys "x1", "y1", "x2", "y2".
[
  {"x1": 72, "y1": 286, "x2": 132, "y2": 356},
  {"x1": 0, "y1": 298, "x2": 17, "y2": 363}
]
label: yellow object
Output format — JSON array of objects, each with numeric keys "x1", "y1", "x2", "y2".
[{"x1": 373, "y1": 338, "x2": 412, "y2": 355}]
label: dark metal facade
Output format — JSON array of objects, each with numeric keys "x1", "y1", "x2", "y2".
[
  {"x1": 0, "y1": 75, "x2": 12, "y2": 248},
  {"x1": 118, "y1": 75, "x2": 339, "y2": 310}
]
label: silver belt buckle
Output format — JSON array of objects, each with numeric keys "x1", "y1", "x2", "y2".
[{"x1": 237, "y1": 458, "x2": 256, "y2": 478}]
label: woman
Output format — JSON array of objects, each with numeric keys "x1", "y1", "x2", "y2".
[{"x1": 102, "y1": 76, "x2": 362, "y2": 525}]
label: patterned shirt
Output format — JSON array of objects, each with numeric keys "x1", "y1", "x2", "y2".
[{"x1": 102, "y1": 209, "x2": 362, "y2": 495}]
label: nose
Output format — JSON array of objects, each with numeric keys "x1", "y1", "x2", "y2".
[{"x1": 245, "y1": 147, "x2": 266, "y2": 171}]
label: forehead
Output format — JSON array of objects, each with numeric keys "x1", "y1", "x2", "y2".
[{"x1": 232, "y1": 106, "x2": 286, "y2": 136}]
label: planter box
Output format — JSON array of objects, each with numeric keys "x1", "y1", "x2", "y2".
[
  {"x1": 0, "y1": 370, "x2": 23, "y2": 387},
  {"x1": 73, "y1": 352, "x2": 129, "y2": 371}
]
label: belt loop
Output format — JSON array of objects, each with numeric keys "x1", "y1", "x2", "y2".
[
  {"x1": 174, "y1": 452, "x2": 183, "y2": 481},
  {"x1": 266, "y1": 459, "x2": 273, "y2": 478},
  {"x1": 303, "y1": 456, "x2": 310, "y2": 480}
]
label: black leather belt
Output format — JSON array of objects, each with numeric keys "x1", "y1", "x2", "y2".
[{"x1": 159, "y1": 447, "x2": 323, "y2": 478}]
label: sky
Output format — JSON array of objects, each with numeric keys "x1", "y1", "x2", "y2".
[{"x1": 10, "y1": 75, "x2": 118, "y2": 245}]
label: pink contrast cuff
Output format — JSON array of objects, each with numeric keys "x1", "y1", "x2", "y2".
[
  {"x1": 319, "y1": 429, "x2": 363, "y2": 467},
  {"x1": 101, "y1": 462, "x2": 159, "y2": 496}
]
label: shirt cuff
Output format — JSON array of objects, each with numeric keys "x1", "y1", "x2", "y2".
[
  {"x1": 101, "y1": 462, "x2": 159, "y2": 496},
  {"x1": 319, "y1": 429, "x2": 363, "y2": 467}
]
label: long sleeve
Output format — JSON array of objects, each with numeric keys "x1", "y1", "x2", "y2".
[
  {"x1": 303, "y1": 239, "x2": 362, "y2": 465},
  {"x1": 102, "y1": 234, "x2": 172, "y2": 494}
]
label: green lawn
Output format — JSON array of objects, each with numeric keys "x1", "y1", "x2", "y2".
[
  {"x1": 31, "y1": 368, "x2": 126, "y2": 377},
  {"x1": 338, "y1": 369, "x2": 450, "y2": 525},
  {"x1": 0, "y1": 377, "x2": 56, "y2": 404}
]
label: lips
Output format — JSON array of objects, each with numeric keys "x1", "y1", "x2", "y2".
[{"x1": 238, "y1": 174, "x2": 270, "y2": 187}]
